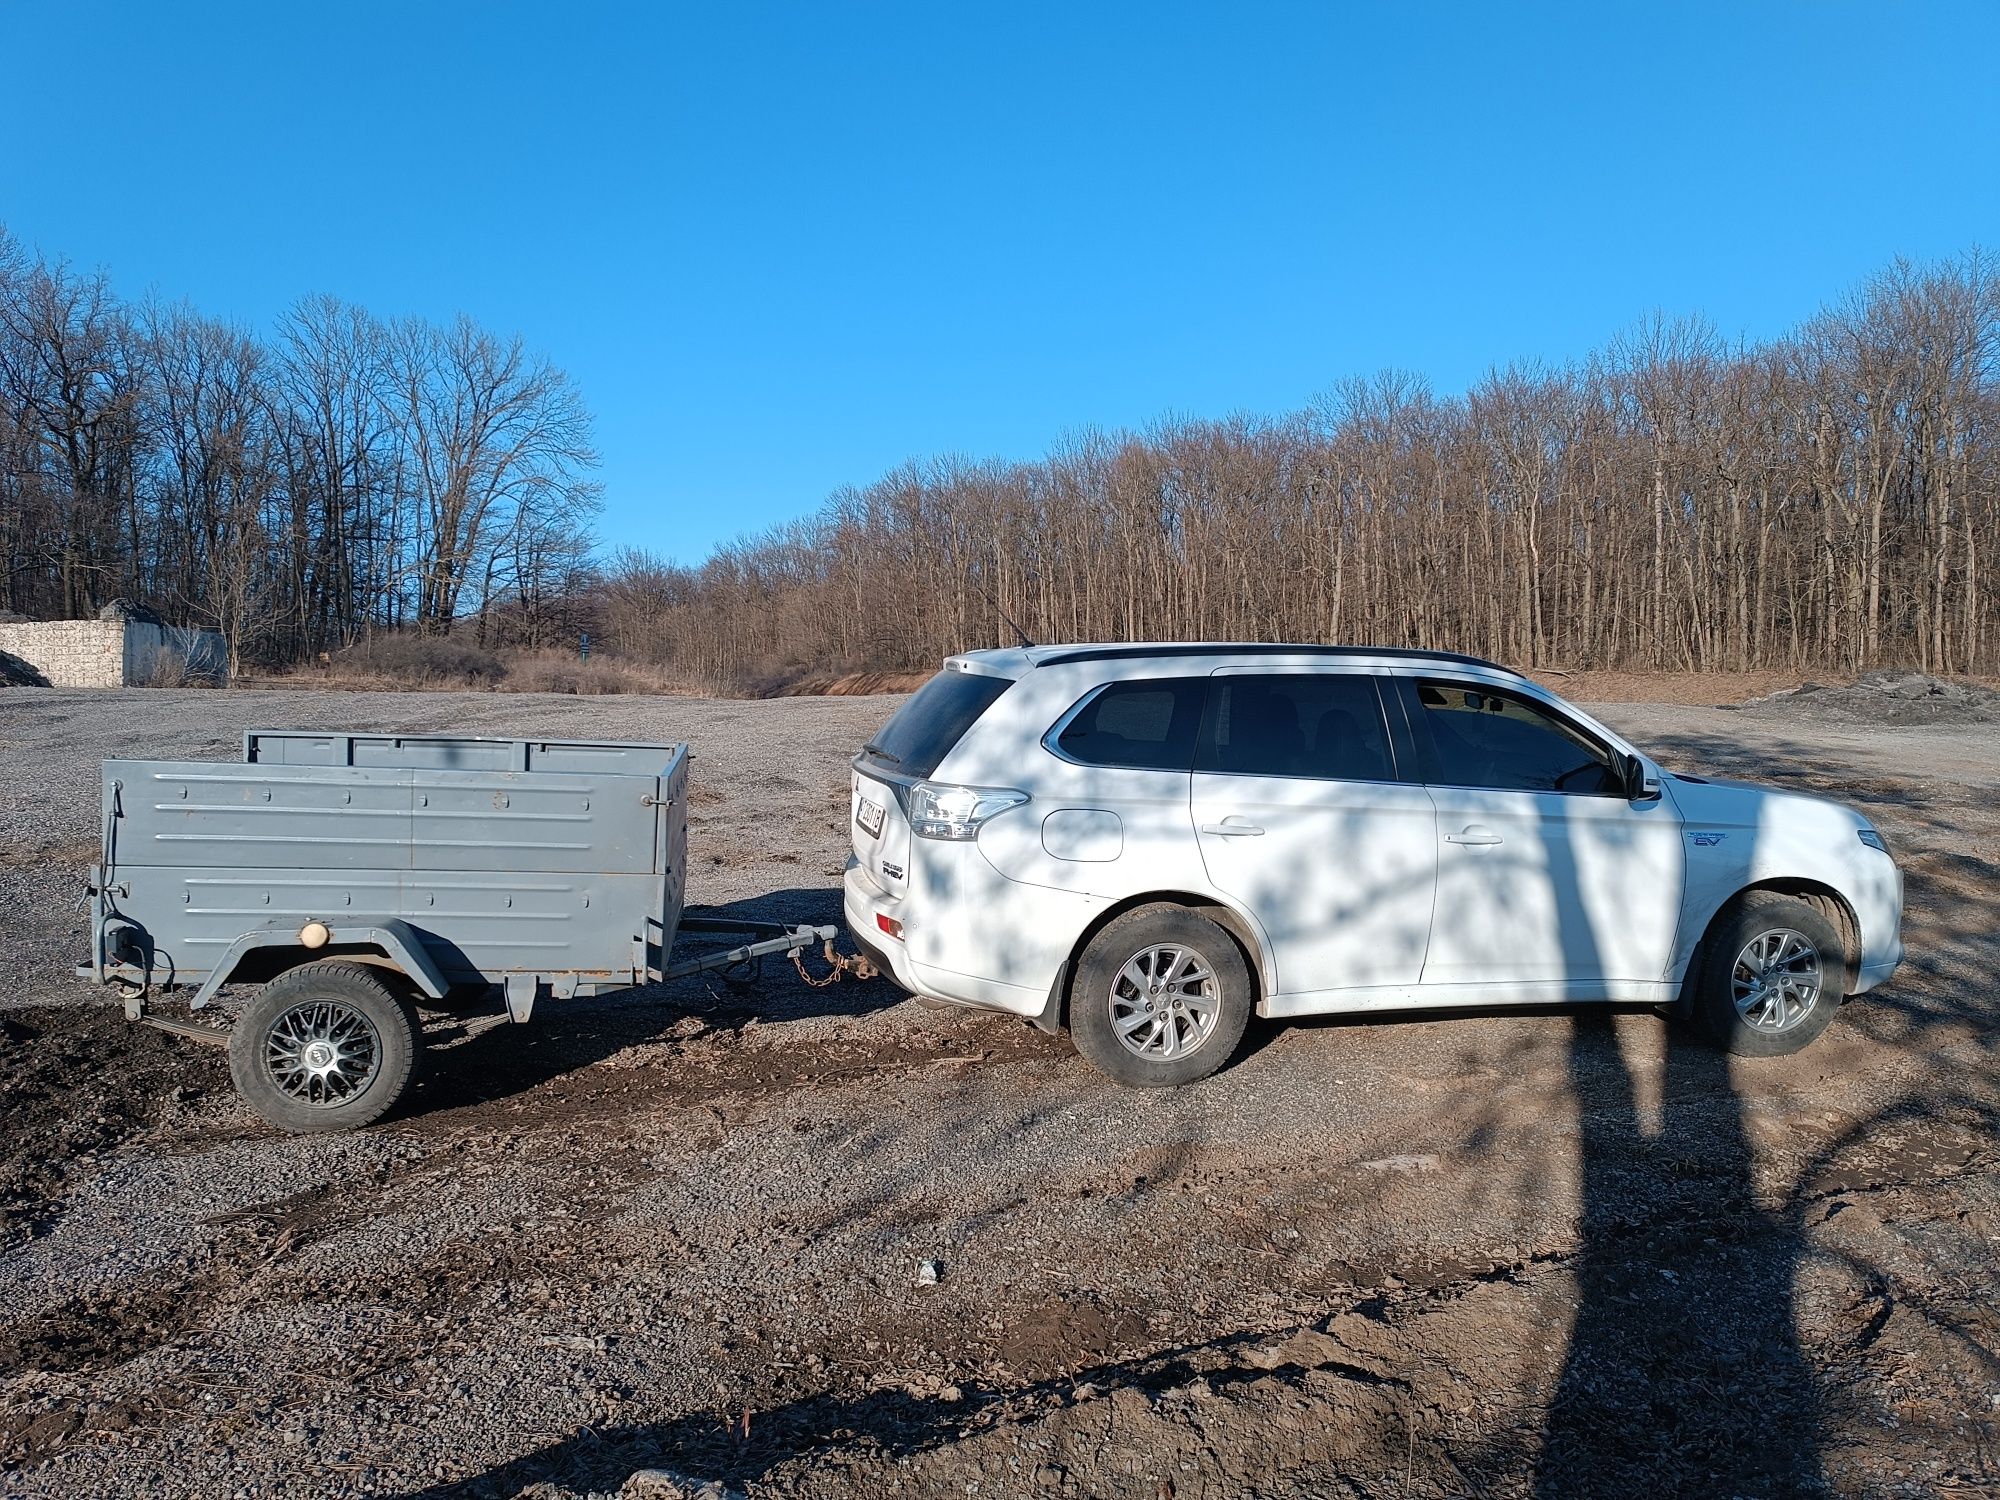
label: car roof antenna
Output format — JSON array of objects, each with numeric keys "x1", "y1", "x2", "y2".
[{"x1": 975, "y1": 576, "x2": 1036, "y2": 649}]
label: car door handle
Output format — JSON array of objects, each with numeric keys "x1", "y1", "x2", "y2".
[
  {"x1": 1199, "y1": 820, "x2": 1265, "y2": 837},
  {"x1": 1444, "y1": 826, "x2": 1503, "y2": 846}
]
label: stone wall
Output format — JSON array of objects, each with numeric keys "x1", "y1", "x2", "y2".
[
  {"x1": 0, "y1": 620, "x2": 127, "y2": 687},
  {"x1": 0, "y1": 619, "x2": 228, "y2": 687}
]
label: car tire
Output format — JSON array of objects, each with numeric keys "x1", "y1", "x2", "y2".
[
  {"x1": 1070, "y1": 905, "x2": 1253, "y2": 1087},
  {"x1": 1689, "y1": 892, "x2": 1845, "y2": 1057},
  {"x1": 228, "y1": 961, "x2": 422, "y2": 1133}
]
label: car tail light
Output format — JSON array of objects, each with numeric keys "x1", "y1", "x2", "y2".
[
  {"x1": 876, "y1": 913, "x2": 903, "y2": 940},
  {"x1": 907, "y1": 781, "x2": 1028, "y2": 840}
]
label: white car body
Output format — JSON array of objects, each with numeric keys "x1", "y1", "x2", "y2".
[{"x1": 843, "y1": 645, "x2": 1903, "y2": 1033}]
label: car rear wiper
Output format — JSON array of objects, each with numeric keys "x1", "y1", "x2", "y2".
[{"x1": 862, "y1": 741, "x2": 903, "y2": 766}]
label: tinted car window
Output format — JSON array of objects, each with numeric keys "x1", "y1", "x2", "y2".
[
  {"x1": 862, "y1": 670, "x2": 1015, "y2": 778},
  {"x1": 1054, "y1": 678, "x2": 1205, "y2": 771},
  {"x1": 1415, "y1": 682, "x2": 1619, "y2": 794},
  {"x1": 1198, "y1": 674, "x2": 1395, "y2": 781}
]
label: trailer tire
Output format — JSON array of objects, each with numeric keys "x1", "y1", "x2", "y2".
[{"x1": 228, "y1": 962, "x2": 421, "y2": 1134}]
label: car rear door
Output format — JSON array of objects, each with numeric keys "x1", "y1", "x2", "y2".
[
  {"x1": 1396, "y1": 677, "x2": 1684, "y2": 988},
  {"x1": 1189, "y1": 670, "x2": 1438, "y2": 999}
]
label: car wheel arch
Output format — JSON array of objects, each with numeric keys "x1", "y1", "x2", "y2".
[
  {"x1": 1675, "y1": 877, "x2": 1862, "y2": 1016},
  {"x1": 1052, "y1": 891, "x2": 1270, "y2": 1031}
]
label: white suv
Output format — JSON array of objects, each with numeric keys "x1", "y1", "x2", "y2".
[{"x1": 844, "y1": 645, "x2": 1903, "y2": 1087}]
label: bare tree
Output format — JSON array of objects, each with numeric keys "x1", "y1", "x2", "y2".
[{"x1": 390, "y1": 315, "x2": 597, "y2": 636}]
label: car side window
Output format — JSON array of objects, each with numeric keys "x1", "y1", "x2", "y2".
[
  {"x1": 1197, "y1": 673, "x2": 1396, "y2": 782},
  {"x1": 1414, "y1": 681, "x2": 1619, "y2": 794},
  {"x1": 1052, "y1": 678, "x2": 1206, "y2": 771}
]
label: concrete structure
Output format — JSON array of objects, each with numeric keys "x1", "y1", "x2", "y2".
[{"x1": 0, "y1": 618, "x2": 228, "y2": 687}]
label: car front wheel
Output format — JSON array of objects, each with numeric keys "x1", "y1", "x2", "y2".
[
  {"x1": 1690, "y1": 892, "x2": 1845, "y2": 1057},
  {"x1": 1070, "y1": 905, "x2": 1253, "y2": 1087}
]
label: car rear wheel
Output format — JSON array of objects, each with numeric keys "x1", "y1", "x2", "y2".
[
  {"x1": 1070, "y1": 905, "x2": 1252, "y2": 1087},
  {"x1": 228, "y1": 961, "x2": 421, "y2": 1133},
  {"x1": 1689, "y1": 892, "x2": 1844, "y2": 1057}
]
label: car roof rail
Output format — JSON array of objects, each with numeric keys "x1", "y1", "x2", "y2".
[{"x1": 1028, "y1": 642, "x2": 1523, "y2": 676}]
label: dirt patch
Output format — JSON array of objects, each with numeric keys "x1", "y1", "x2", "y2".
[
  {"x1": 768, "y1": 670, "x2": 933, "y2": 697},
  {"x1": 0, "y1": 1006, "x2": 227, "y2": 1248},
  {"x1": 0, "y1": 1270, "x2": 221, "y2": 1382},
  {"x1": 400, "y1": 1005, "x2": 1064, "y2": 1134},
  {"x1": 0, "y1": 838, "x2": 100, "y2": 869}
]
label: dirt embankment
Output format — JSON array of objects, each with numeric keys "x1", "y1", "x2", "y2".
[
  {"x1": 1731, "y1": 668, "x2": 2000, "y2": 726},
  {"x1": 0, "y1": 649, "x2": 50, "y2": 687}
]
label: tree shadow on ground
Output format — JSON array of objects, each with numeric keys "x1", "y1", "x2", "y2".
[
  {"x1": 395, "y1": 888, "x2": 910, "y2": 1122},
  {"x1": 1528, "y1": 780, "x2": 1824, "y2": 1497},
  {"x1": 1534, "y1": 1014, "x2": 1825, "y2": 1496}
]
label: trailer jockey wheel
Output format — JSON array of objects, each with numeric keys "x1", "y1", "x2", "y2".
[{"x1": 228, "y1": 962, "x2": 421, "y2": 1134}]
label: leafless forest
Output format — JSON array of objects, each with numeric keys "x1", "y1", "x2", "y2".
[
  {"x1": 620, "y1": 252, "x2": 2000, "y2": 686},
  {"x1": 4, "y1": 228, "x2": 1995, "y2": 687},
  {"x1": 0, "y1": 229, "x2": 600, "y2": 673}
]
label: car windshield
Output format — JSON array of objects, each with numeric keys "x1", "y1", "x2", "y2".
[{"x1": 861, "y1": 670, "x2": 1016, "y2": 778}]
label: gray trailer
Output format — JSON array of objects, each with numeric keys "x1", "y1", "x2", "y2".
[{"x1": 80, "y1": 729, "x2": 862, "y2": 1132}]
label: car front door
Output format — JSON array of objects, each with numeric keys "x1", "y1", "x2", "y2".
[
  {"x1": 1398, "y1": 677, "x2": 1684, "y2": 991},
  {"x1": 1190, "y1": 670, "x2": 1438, "y2": 1000}
]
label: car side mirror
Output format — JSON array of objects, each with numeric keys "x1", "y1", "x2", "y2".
[{"x1": 1622, "y1": 753, "x2": 1661, "y2": 802}]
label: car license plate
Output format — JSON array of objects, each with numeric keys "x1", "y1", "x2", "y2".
[{"x1": 856, "y1": 796, "x2": 885, "y2": 837}]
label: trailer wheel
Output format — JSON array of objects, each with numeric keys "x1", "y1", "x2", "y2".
[{"x1": 228, "y1": 962, "x2": 421, "y2": 1134}]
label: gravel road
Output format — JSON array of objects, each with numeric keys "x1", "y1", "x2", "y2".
[{"x1": 2, "y1": 686, "x2": 1996, "y2": 1499}]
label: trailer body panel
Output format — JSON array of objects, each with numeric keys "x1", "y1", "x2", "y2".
[{"x1": 96, "y1": 733, "x2": 689, "y2": 994}]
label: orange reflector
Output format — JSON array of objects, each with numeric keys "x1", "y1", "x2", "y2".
[{"x1": 876, "y1": 913, "x2": 903, "y2": 940}]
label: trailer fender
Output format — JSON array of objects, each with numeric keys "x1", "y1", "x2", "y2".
[{"x1": 188, "y1": 919, "x2": 450, "y2": 1010}]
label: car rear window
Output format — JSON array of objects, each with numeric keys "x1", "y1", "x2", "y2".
[
  {"x1": 1052, "y1": 678, "x2": 1206, "y2": 771},
  {"x1": 860, "y1": 670, "x2": 1016, "y2": 778}
]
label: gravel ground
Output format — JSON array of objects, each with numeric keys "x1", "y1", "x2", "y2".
[{"x1": 1, "y1": 686, "x2": 1997, "y2": 1499}]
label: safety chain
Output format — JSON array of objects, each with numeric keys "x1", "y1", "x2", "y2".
[{"x1": 791, "y1": 938, "x2": 880, "y2": 989}]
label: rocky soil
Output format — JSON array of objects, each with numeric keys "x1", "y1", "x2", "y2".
[
  {"x1": 1735, "y1": 668, "x2": 2000, "y2": 726},
  {"x1": 1, "y1": 686, "x2": 1996, "y2": 1499}
]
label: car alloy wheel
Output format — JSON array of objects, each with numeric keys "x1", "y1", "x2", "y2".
[
  {"x1": 1729, "y1": 928, "x2": 1823, "y2": 1033},
  {"x1": 1108, "y1": 943, "x2": 1220, "y2": 1060}
]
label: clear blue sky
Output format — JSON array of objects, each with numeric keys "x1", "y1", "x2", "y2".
[{"x1": 2, "y1": 1, "x2": 1996, "y2": 562}]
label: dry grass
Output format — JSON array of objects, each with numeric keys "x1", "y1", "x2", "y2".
[
  {"x1": 499, "y1": 649, "x2": 688, "y2": 695},
  {"x1": 1521, "y1": 668, "x2": 1808, "y2": 705},
  {"x1": 779, "y1": 665, "x2": 1836, "y2": 705},
  {"x1": 143, "y1": 649, "x2": 223, "y2": 689},
  {"x1": 251, "y1": 637, "x2": 693, "y2": 695}
]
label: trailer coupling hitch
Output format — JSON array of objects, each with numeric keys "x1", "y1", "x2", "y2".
[{"x1": 791, "y1": 938, "x2": 880, "y2": 989}]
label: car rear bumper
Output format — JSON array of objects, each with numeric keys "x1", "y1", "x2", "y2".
[
  {"x1": 842, "y1": 858, "x2": 1055, "y2": 1020},
  {"x1": 1854, "y1": 946, "x2": 1902, "y2": 995}
]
